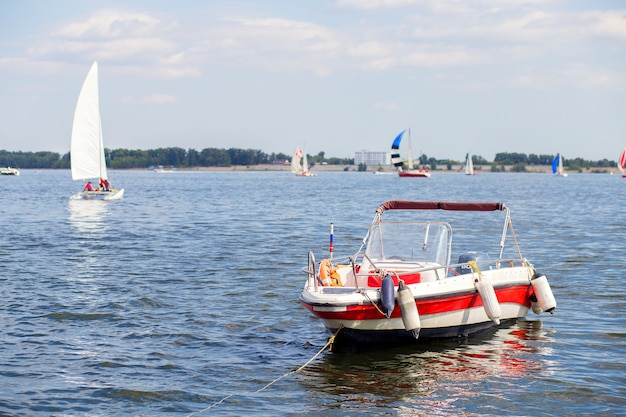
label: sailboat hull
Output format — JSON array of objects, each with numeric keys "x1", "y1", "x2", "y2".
[
  {"x1": 71, "y1": 189, "x2": 125, "y2": 201},
  {"x1": 399, "y1": 170, "x2": 430, "y2": 178}
]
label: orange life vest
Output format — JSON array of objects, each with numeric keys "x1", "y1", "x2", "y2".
[{"x1": 318, "y1": 259, "x2": 341, "y2": 286}]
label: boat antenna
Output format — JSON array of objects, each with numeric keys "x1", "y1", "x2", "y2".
[{"x1": 329, "y1": 223, "x2": 334, "y2": 261}]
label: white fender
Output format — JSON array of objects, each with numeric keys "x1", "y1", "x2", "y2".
[
  {"x1": 476, "y1": 277, "x2": 501, "y2": 325},
  {"x1": 531, "y1": 273, "x2": 556, "y2": 314},
  {"x1": 398, "y1": 280, "x2": 420, "y2": 334}
]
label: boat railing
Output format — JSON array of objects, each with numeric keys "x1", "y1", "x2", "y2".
[
  {"x1": 446, "y1": 257, "x2": 531, "y2": 276},
  {"x1": 306, "y1": 251, "x2": 316, "y2": 290},
  {"x1": 304, "y1": 251, "x2": 531, "y2": 291}
]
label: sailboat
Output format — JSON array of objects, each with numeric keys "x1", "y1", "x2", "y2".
[
  {"x1": 390, "y1": 129, "x2": 430, "y2": 178},
  {"x1": 551, "y1": 153, "x2": 568, "y2": 177},
  {"x1": 464, "y1": 152, "x2": 477, "y2": 175},
  {"x1": 291, "y1": 146, "x2": 315, "y2": 177},
  {"x1": 70, "y1": 61, "x2": 124, "y2": 200},
  {"x1": 619, "y1": 148, "x2": 626, "y2": 178}
]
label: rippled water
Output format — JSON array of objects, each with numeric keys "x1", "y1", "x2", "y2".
[{"x1": 1, "y1": 169, "x2": 625, "y2": 416}]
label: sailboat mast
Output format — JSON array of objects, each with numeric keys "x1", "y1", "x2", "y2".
[
  {"x1": 407, "y1": 128, "x2": 414, "y2": 170},
  {"x1": 99, "y1": 118, "x2": 107, "y2": 180}
]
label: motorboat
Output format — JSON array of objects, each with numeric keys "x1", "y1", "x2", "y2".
[
  {"x1": 300, "y1": 200, "x2": 556, "y2": 352},
  {"x1": 0, "y1": 167, "x2": 20, "y2": 176}
]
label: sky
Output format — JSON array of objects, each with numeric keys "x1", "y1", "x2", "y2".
[{"x1": 0, "y1": 0, "x2": 625, "y2": 162}]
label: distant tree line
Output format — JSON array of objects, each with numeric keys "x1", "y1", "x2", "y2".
[
  {"x1": 492, "y1": 152, "x2": 616, "y2": 171},
  {"x1": 0, "y1": 148, "x2": 291, "y2": 169},
  {"x1": 106, "y1": 147, "x2": 295, "y2": 168},
  {"x1": 0, "y1": 151, "x2": 67, "y2": 169},
  {"x1": 0, "y1": 148, "x2": 617, "y2": 170}
]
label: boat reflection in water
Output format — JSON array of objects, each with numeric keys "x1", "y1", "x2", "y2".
[
  {"x1": 68, "y1": 199, "x2": 110, "y2": 235},
  {"x1": 67, "y1": 199, "x2": 111, "y2": 272},
  {"x1": 298, "y1": 320, "x2": 554, "y2": 414}
]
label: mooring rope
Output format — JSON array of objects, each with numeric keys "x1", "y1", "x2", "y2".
[
  {"x1": 359, "y1": 288, "x2": 386, "y2": 317},
  {"x1": 188, "y1": 327, "x2": 342, "y2": 416}
]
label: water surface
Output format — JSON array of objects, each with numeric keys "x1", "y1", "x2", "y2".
[{"x1": 1, "y1": 170, "x2": 624, "y2": 416}]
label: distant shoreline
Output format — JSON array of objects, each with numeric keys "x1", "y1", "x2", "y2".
[
  {"x1": 170, "y1": 164, "x2": 616, "y2": 175},
  {"x1": 21, "y1": 164, "x2": 620, "y2": 174}
]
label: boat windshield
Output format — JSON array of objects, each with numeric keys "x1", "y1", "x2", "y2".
[{"x1": 364, "y1": 221, "x2": 451, "y2": 265}]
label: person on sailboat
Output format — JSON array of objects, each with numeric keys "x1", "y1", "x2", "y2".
[
  {"x1": 83, "y1": 181, "x2": 94, "y2": 191},
  {"x1": 99, "y1": 178, "x2": 110, "y2": 191}
]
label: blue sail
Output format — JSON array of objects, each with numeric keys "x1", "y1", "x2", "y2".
[
  {"x1": 391, "y1": 129, "x2": 407, "y2": 168},
  {"x1": 391, "y1": 129, "x2": 406, "y2": 150},
  {"x1": 551, "y1": 155, "x2": 559, "y2": 174}
]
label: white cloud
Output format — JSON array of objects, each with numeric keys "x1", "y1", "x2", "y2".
[
  {"x1": 4, "y1": 2, "x2": 626, "y2": 89},
  {"x1": 564, "y1": 65, "x2": 626, "y2": 90},
  {"x1": 37, "y1": 9, "x2": 194, "y2": 79},
  {"x1": 52, "y1": 9, "x2": 175, "y2": 39},
  {"x1": 336, "y1": 0, "x2": 419, "y2": 11},
  {"x1": 196, "y1": 17, "x2": 341, "y2": 75},
  {"x1": 504, "y1": 64, "x2": 626, "y2": 91}
]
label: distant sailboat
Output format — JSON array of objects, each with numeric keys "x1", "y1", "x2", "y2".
[
  {"x1": 464, "y1": 152, "x2": 477, "y2": 175},
  {"x1": 551, "y1": 153, "x2": 568, "y2": 177},
  {"x1": 70, "y1": 61, "x2": 124, "y2": 200},
  {"x1": 619, "y1": 148, "x2": 626, "y2": 178},
  {"x1": 390, "y1": 129, "x2": 430, "y2": 178},
  {"x1": 292, "y1": 146, "x2": 315, "y2": 177}
]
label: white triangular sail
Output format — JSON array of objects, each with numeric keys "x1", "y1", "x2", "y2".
[
  {"x1": 464, "y1": 152, "x2": 474, "y2": 175},
  {"x1": 292, "y1": 147, "x2": 303, "y2": 175},
  {"x1": 406, "y1": 129, "x2": 414, "y2": 170},
  {"x1": 71, "y1": 61, "x2": 107, "y2": 181},
  {"x1": 291, "y1": 145, "x2": 315, "y2": 176},
  {"x1": 302, "y1": 151, "x2": 309, "y2": 172}
]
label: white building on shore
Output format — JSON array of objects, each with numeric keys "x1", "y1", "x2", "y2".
[{"x1": 354, "y1": 150, "x2": 390, "y2": 166}]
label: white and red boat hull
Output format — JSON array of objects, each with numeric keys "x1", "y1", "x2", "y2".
[{"x1": 301, "y1": 267, "x2": 533, "y2": 350}]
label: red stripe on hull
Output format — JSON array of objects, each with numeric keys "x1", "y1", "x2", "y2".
[
  {"x1": 399, "y1": 172, "x2": 429, "y2": 177},
  {"x1": 302, "y1": 285, "x2": 532, "y2": 320}
]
